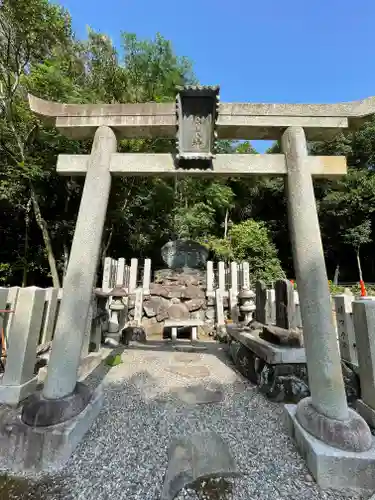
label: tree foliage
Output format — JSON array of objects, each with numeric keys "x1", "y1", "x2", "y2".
[{"x1": 1, "y1": 0, "x2": 375, "y2": 288}]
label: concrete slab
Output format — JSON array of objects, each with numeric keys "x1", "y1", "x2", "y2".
[
  {"x1": 356, "y1": 399, "x2": 375, "y2": 428},
  {"x1": 0, "y1": 376, "x2": 38, "y2": 406},
  {"x1": 0, "y1": 385, "x2": 103, "y2": 473},
  {"x1": 171, "y1": 386, "x2": 224, "y2": 405},
  {"x1": 161, "y1": 431, "x2": 239, "y2": 500},
  {"x1": 284, "y1": 404, "x2": 375, "y2": 493},
  {"x1": 227, "y1": 325, "x2": 306, "y2": 364}
]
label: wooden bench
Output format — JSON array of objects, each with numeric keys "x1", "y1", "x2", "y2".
[{"x1": 164, "y1": 319, "x2": 204, "y2": 342}]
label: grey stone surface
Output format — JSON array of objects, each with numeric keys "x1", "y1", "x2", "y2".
[
  {"x1": 282, "y1": 126, "x2": 350, "y2": 423},
  {"x1": 30, "y1": 92, "x2": 375, "y2": 141},
  {"x1": 57, "y1": 152, "x2": 347, "y2": 178},
  {"x1": 161, "y1": 240, "x2": 208, "y2": 270},
  {"x1": 171, "y1": 387, "x2": 224, "y2": 405},
  {"x1": 0, "y1": 385, "x2": 103, "y2": 473},
  {"x1": 356, "y1": 399, "x2": 375, "y2": 428},
  {"x1": 0, "y1": 287, "x2": 45, "y2": 405},
  {"x1": 22, "y1": 382, "x2": 93, "y2": 426},
  {"x1": 334, "y1": 294, "x2": 358, "y2": 366},
  {"x1": 43, "y1": 126, "x2": 117, "y2": 400},
  {"x1": 255, "y1": 280, "x2": 267, "y2": 324},
  {"x1": 275, "y1": 279, "x2": 296, "y2": 329},
  {"x1": 176, "y1": 86, "x2": 219, "y2": 161},
  {"x1": 284, "y1": 404, "x2": 375, "y2": 493},
  {"x1": 259, "y1": 364, "x2": 310, "y2": 403},
  {"x1": 161, "y1": 431, "x2": 239, "y2": 500},
  {"x1": 164, "y1": 319, "x2": 204, "y2": 328},
  {"x1": 295, "y1": 397, "x2": 372, "y2": 452},
  {"x1": 352, "y1": 300, "x2": 375, "y2": 410},
  {"x1": 226, "y1": 324, "x2": 306, "y2": 364},
  {"x1": 2, "y1": 342, "x2": 368, "y2": 499}
]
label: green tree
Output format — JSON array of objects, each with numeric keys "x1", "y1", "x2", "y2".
[{"x1": 342, "y1": 220, "x2": 372, "y2": 283}]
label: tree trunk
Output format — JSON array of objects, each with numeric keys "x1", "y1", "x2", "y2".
[
  {"x1": 224, "y1": 209, "x2": 229, "y2": 239},
  {"x1": 333, "y1": 263, "x2": 340, "y2": 285},
  {"x1": 30, "y1": 186, "x2": 61, "y2": 288},
  {"x1": 356, "y1": 249, "x2": 363, "y2": 282},
  {"x1": 101, "y1": 224, "x2": 113, "y2": 269},
  {"x1": 62, "y1": 242, "x2": 69, "y2": 284}
]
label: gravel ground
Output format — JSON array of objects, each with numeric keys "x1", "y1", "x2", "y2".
[{"x1": 1, "y1": 340, "x2": 373, "y2": 500}]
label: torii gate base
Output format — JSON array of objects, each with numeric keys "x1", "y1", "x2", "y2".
[{"x1": 1, "y1": 88, "x2": 375, "y2": 489}]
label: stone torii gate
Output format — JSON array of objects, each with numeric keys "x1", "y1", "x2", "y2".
[{"x1": 21, "y1": 87, "x2": 375, "y2": 482}]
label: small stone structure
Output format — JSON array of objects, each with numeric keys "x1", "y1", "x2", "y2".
[
  {"x1": 135, "y1": 268, "x2": 207, "y2": 336},
  {"x1": 1, "y1": 85, "x2": 375, "y2": 488},
  {"x1": 102, "y1": 255, "x2": 253, "y2": 339}
]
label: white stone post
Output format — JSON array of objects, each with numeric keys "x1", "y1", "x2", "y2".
[
  {"x1": 171, "y1": 327, "x2": 177, "y2": 342},
  {"x1": 241, "y1": 261, "x2": 250, "y2": 290},
  {"x1": 134, "y1": 288, "x2": 143, "y2": 326},
  {"x1": 102, "y1": 257, "x2": 112, "y2": 292},
  {"x1": 218, "y1": 261, "x2": 225, "y2": 292},
  {"x1": 40, "y1": 288, "x2": 59, "y2": 344},
  {"x1": 206, "y1": 261, "x2": 214, "y2": 297},
  {"x1": 333, "y1": 294, "x2": 357, "y2": 367},
  {"x1": 0, "y1": 287, "x2": 46, "y2": 405},
  {"x1": 142, "y1": 258, "x2": 152, "y2": 295},
  {"x1": 229, "y1": 261, "x2": 239, "y2": 321},
  {"x1": 266, "y1": 289, "x2": 276, "y2": 324},
  {"x1": 129, "y1": 258, "x2": 138, "y2": 294},
  {"x1": 215, "y1": 288, "x2": 225, "y2": 327},
  {"x1": 282, "y1": 126, "x2": 371, "y2": 451},
  {"x1": 116, "y1": 258, "x2": 126, "y2": 287},
  {"x1": 294, "y1": 290, "x2": 302, "y2": 328},
  {"x1": 43, "y1": 126, "x2": 117, "y2": 400},
  {"x1": 353, "y1": 300, "x2": 375, "y2": 426},
  {"x1": 191, "y1": 326, "x2": 198, "y2": 342}
]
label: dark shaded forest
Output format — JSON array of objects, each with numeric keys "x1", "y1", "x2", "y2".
[{"x1": 1, "y1": 0, "x2": 375, "y2": 289}]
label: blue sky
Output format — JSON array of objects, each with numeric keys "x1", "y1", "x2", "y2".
[{"x1": 58, "y1": 0, "x2": 375, "y2": 150}]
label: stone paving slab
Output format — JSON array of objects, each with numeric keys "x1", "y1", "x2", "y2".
[{"x1": 161, "y1": 431, "x2": 239, "y2": 500}]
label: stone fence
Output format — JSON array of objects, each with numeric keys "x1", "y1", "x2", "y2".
[
  {"x1": 2, "y1": 274, "x2": 375, "y2": 421},
  {"x1": 101, "y1": 257, "x2": 253, "y2": 336},
  {"x1": 243, "y1": 279, "x2": 375, "y2": 427}
]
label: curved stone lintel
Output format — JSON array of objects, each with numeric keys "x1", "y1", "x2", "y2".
[
  {"x1": 28, "y1": 93, "x2": 375, "y2": 140},
  {"x1": 29, "y1": 93, "x2": 375, "y2": 120}
]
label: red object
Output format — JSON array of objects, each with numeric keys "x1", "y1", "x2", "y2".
[
  {"x1": 360, "y1": 280, "x2": 367, "y2": 297},
  {"x1": 290, "y1": 279, "x2": 294, "y2": 285}
]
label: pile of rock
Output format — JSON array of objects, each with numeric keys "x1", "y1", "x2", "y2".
[{"x1": 128, "y1": 269, "x2": 213, "y2": 336}]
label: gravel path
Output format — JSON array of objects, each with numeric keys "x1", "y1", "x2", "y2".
[{"x1": 2, "y1": 340, "x2": 373, "y2": 499}]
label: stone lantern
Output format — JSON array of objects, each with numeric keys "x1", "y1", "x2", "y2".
[
  {"x1": 238, "y1": 288, "x2": 255, "y2": 324},
  {"x1": 108, "y1": 286, "x2": 128, "y2": 339}
]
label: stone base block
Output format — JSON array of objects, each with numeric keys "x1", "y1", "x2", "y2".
[
  {"x1": 357, "y1": 399, "x2": 375, "y2": 428},
  {"x1": 226, "y1": 324, "x2": 306, "y2": 364},
  {"x1": 0, "y1": 385, "x2": 103, "y2": 473},
  {"x1": 0, "y1": 376, "x2": 38, "y2": 406},
  {"x1": 284, "y1": 404, "x2": 375, "y2": 492},
  {"x1": 38, "y1": 353, "x2": 104, "y2": 384}
]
